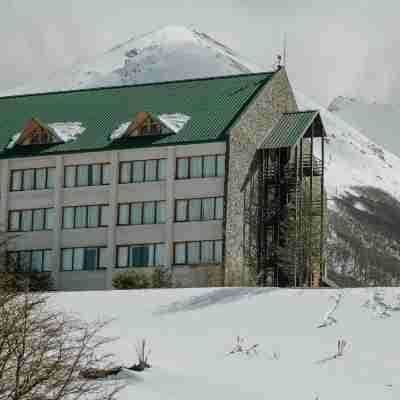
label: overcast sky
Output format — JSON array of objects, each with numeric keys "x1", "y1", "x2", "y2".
[{"x1": 1, "y1": 0, "x2": 399, "y2": 106}]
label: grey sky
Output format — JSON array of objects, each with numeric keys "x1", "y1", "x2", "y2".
[{"x1": 0, "y1": 0, "x2": 399, "y2": 105}]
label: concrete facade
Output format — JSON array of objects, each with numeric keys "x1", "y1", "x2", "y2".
[
  {"x1": 1, "y1": 141, "x2": 226, "y2": 290},
  {"x1": 224, "y1": 69, "x2": 298, "y2": 286}
]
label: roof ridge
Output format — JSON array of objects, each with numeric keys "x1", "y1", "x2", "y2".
[
  {"x1": 0, "y1": 71, "x2": 275, "y2": 101},
  {"x1": 283, "y1": 110, "x2": 319, "y2": 115}
]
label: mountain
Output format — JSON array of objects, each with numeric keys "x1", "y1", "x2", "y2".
[
  {"x1": 328, "y1": 96, "x2": 400, "y2": 158},
  {"x1": 3, "y1": 25, "x2": 400, "y2": 285},
  {"x1": 0, "y1": 25, "x2": 262, "y2": 97}
]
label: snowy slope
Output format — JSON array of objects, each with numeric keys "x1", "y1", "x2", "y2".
[
  {"x1": 52, "y1": 287, "x2": 400, "y2": 400},
  {"x1": 296, "y1": 91, "x2": 400, "y2": 200},
  {"x1": 0, "y1": 26, "x2": 262, "y2": 97},
  {"x1": 328, "y1": 96, "x2": 400, "y2": 159}
]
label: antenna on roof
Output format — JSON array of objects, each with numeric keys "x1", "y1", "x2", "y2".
[{"x1": 283, "y1": 32, "x2": 287, "y2": 67}]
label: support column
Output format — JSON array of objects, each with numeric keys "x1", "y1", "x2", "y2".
[
  {"x1": 52, "y1": 156, "x2": 63, "y2": 290},
  {"x1": 0, "y1": 159, "x2": 10, "y2": 236},
  {"x1": 106, "y1": 151, "x2": 119, "y2": 290},
  {"x1": 165, "y1": 147, "x2": 176, "y2": 270}
]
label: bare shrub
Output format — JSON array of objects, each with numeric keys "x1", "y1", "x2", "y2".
[
  {"x1": 129, "y1": 339, "x2": 151, "y2": 371},
  {"x1": 227, "y1": 336, "x2": 259, "y2": 356},
  {"x1": 0, "y1": 279, "x2": 122, "y2": 400}
]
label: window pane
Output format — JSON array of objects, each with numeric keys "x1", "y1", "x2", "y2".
[
  {"x1": 31, "y1": 250, "x2": 43, "y2": 272},
  {"x1": 64, "y1": 166, "x2": 76, "y2": 187},
  {"x1": 120, "y1": 162, "x2": 131, "y2": 183},
  {"x1": 190, "y1": 157, "x2": 202, "y2": 178},
  {"x1": 99, "y1": 248, "x2": 107, "y2": 268},
  {"x1": 215, "y1": 198, "x2": 224, "y2": 220},
  {"x1": 23, "y1": 170, "x2": 35, "y2": 191},
  {"x1": 118, "y1": 204, "x2": 130, "y2": 225},
  {"x1": 74, "y1": 248, "x2": 84, "y2": 270},
  {"x1": 202, "y1": 198, "x2": 215, "y2": 221},
  {"x1": 46, "y1": 168, "x2": 55, "y2": 189},
  {"x1": 77, "y1": 165, "x2": 89, "y2": 186},
  {"x1": 19, "y1": 251, "x2": 31, "y2": 271},
  {"x1": 156, "y1": 201, "x2": 166, "y2": 224},
  {"x1": 63, "y1": 207, "x2": 75, "y2": 229},
  {"x1": 131, "y1": 203, "x2": 142, "y2": 225},
  {"x1": 9, "y1": 211, "x2": 20, "y2": 231},
  {"x1": 132, "y1": 161, "x2": 144, "y2": 182},
  {"x1": 187, "y1": 242, "x2": 200, "y2": 264},
  {"x1": 174, "y1": 243, "x2": 186, "y2": 264},
  {"x1": 158, "y1": 159, "x2": 167, "y2": 181},
  {"x1": 87, "y1": 206, "x2": 99, "y2": 228},
  {"x1": 92, "y1": 164, "x2": 102, "y2": 186},
  {"x1": 75, "y1": 207, "x2": 87, "y2": 228},
  {"x1": 11, "y1": 171, "x2": 22, "y2": 191},
  {"x1": 215, "y1": 240, "x2": 223, "y2": 263},
  {"x1": 131, "y1": 246, "x2": 149, "y2": 267},
  {"x1": 36, "y1": 168, "x2": 46, "y2": 190},
  {"x1": 177, "y1": 158, "x2": 189, "y2": 179},
  {"x1": 43, "y1": 250, "x2": 52, "y2": 272},
  {"x1": 147, "y1": 244, "x2": 154, "y2": 267},
  {"x1": 175, "y1": 200, "x2": 187, "y2": 222},
  {"x1": 201, "y1": 241, "x2": 214, "y2": 263},
  {"x1": 117, "y1": 246, "x2": 128, "y2": 267},
  {"x1": 21, "y1": 210, "x2": 32, "y2": 231},
  {"x1": 84, "y1": 248, "x2": 97, "y2": 271},
  {"x1": 33, "y1": 209, "x2": 45, "y2": 231},
  {"x1": 100, "y1": 206, "x2": 109, "y2": 227},
  {"x1": 188, "y1": 199, "x2": 201, "y2": 221},
  {"x1": 45, "y1": 208, "x2": 55, "y2": 230},
  {"x1": 217, "y1": 155, "x2": 225, "y2": 177},
  {"x1": 143, "y1": 202, "x2": 155, "y2": 224},
  {"x1": 155, "y1": 244, "x2": 165, "y2": 266},
  {"x1": 62, "y1": 249, "x2": 73, "y2": 271},
  {"x1": 203, "y1": 156, "x2": 216, "y2": 177},
  {"x1": 102, "y1": 164, "x2": 111, "y2": 185},
  {"x1": 145, "y1": 160, "x2": 157, "y2": 182}
]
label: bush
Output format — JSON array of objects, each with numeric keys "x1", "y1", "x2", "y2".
[
  {"x1": 112, "y1": 270, "x2": 150, "y2": 289},
  {"x1": 151, "y1": 266, "x2": 172, "y2": 288},
  {"x1": 0, "y1": 271, "x2": 53, "y2": 292}
]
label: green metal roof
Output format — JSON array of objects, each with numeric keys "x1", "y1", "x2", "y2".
[
  {"x1": 260, "y1": 110, "x2": 320, "y2": 149},
  {"x1": 0, "y1": 72, "x2": 274, "y2": 159}
]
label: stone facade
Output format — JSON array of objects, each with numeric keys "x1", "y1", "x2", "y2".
[{"x1": 224, "y1": 69, "x2": 298, "y2": 286}]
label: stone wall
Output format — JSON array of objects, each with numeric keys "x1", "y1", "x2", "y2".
[{"x1": 224, "y1": 69, "x2": 298, "y2": 286}]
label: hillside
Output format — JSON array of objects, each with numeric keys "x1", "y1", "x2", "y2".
[
  {"x1": 51, "y1": 287, "x2": 400, "y2": 399},
  {"x1": 3, "y1": 25, "x2": 400, "y2": 285}
]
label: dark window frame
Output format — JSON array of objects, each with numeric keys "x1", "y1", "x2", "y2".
[
  {"x1": 174, "y1": 197, "x2": 224, "y2": 222},
  {"x1": 116, "y1": 243, "x2": 165, "y2": 268},
  {"x1": 60, "y1": 246, "x2": 107, "y2": 271},
  {"x1": 173, "y1": 240, "x2": 224, "y2": 265},
  {"x1": 118, "y1": 159, "x2": 167, "y2": 184},
  {"x1": 117, "y1": 200, "x2": 166, "y2": 225},
  {"x1": 7, "y1": 249, "x2": 52, "y2": 272},
  {"x1": 63, "y1": 163, "x2": 111, "y2": 188},
  {"x1": 10, "y1": 167, "x2": 55, "y2": 192},
  {"x1": 8, "y1": 207, "x2": 54, "y2": 232},
  {"x1": 62, "y1": 204, "x2": 109, "y2": 229},
  {"x1": 175, "y1": 154, "x2": 225, "y2": 180}
]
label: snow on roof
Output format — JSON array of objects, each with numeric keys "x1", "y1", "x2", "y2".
[
  {"x1": 110, "y1": 122, "x2": 131, "y2": 140},
  {"x1": 48, "y1": 122, "x2": 86, "y2": 142},
  {"x1": 158, "y1": 113, "x2": 190, "y2": 133},
  {"x1": 6, "y1": 132, "x2": 22, "y2": 149}
]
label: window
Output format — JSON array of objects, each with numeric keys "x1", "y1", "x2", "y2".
[
  {"x1": 119, "y1": 159, "x2": 167, "y2": 183},
  {"x1": 62, "y1": 205, "x2": 109, "y2": 229},
  {"x1": 61, "y1": 247, "x2": 107, "y2": 271},
  {"x1": 10, "y1": 167, "x2": 55, "y2": 191},
  {"x1": 116, "y1": 243, "x2": 165, "y2": 268},
  {"x1": 64, "y1": 163, "x2": 110, "y2": 187},
  {"x1": 174, "y1": 197, "x2": 224, "y2": 222},
  {"x1": 8, "y1": 249, "x2": 52, "y2": 272},
  {"x1": 173, "y1": 240, "x2": 224, "y2": 265},
  {"x1": 176, "y1": 155, "x2": 225, "y2": 179},
  {"x1": 8, "y1": 208, "x2": 54, "y2": 232},
  {"x1": 117, "y1": 201, "x2": 166, "y2": 225}
]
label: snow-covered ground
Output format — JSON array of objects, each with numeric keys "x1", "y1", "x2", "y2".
[{"x1": 52, "y1": 287, "x2": 400, "y2": 400}]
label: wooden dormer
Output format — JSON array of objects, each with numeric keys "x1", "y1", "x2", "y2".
[
  {"x1": 16, "y1": 118, "x2": 55, "y2": 146},
  {"x1": 125, "y1": 112, "x2": 169, "y2": 137}
]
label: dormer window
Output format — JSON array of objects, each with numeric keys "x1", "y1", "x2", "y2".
[{"x1": 30, "y1": 131, "x2": 51, "y2": 145}]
